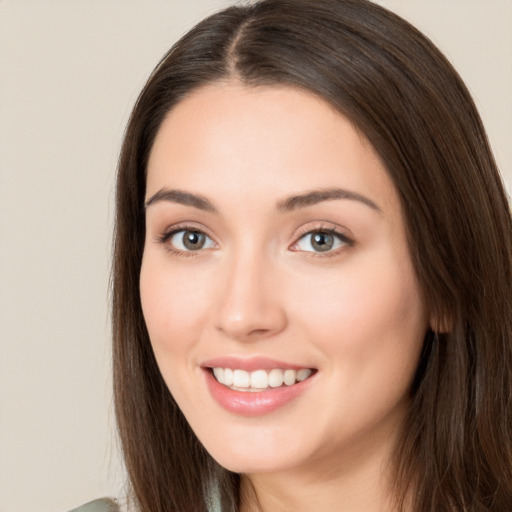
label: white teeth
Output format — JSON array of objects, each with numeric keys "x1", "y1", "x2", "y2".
[
  {"x1": 233, "y1": 369, "x2": 250, "y2": 388},
  {"x1": 284, "y1": 369, "x2": 296, "y2": 386},
  {"x1": 211, "y1": 367, "x2": 314, "y2": 391},
  {"x1": 297, "y1": 368, "x2": 312, "y2": 382},
  {"x1": 268, "y1": 368, "x2": 284, "y2": 387},
  {"x1": 213, "y1": 367, "x2": 224, "y2": 382},
  {"x1": 250, "y1": 369, "x2": 268, "y2": 389},
  {"x1": 224, "y1": 368, "x2": 233, "y2": 386}
]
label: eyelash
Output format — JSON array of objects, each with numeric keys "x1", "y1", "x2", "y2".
[
  {"x1": 155, "y1": 224, "x2": 354, "y2": 257},
  {"x1": 291, "y1": 226, "x2": 355, "y2": 257},
  {"x1": 155, "y1": 224, "x2": 216, "y2": 257}
]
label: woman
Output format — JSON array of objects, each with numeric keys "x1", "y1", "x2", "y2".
[{"x1": 112, "y1": 0, "x2": 512, "y2": 511}]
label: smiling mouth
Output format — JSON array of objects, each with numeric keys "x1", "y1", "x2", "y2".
[{"x1": 210, "y1": 367, "x2": 314, "y2": 392}]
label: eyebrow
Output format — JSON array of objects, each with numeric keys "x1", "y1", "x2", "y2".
[
  {"x1": 276, "y1": 188, "x2": 381, "y2": 213},
  {"x1": 145, "y1": 188, "x2": 217, "y2": 212},
  {"x1": 144, "y1": 187, "x2": 381, "y2": 214}
]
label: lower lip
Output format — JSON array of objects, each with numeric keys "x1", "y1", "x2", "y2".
[{"x1": 203, "y1": 369, "x2": 314, "y2": 416}]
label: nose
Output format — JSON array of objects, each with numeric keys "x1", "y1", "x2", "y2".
[{"x1": 214, "y1": 250, "x2": 288, "y2": 342}]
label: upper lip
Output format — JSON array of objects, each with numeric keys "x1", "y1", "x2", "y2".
[{"x1": 201, "y1": 356, "x2": 315, "y2": 372}]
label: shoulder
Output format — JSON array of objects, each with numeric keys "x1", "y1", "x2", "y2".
[{"x1": 67, "y1": 498, "x2": 119, "y2": 512}]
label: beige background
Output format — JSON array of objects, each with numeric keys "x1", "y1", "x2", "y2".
[{"x1": 0, "y1": 2, "x2": 510, "y2": 512}]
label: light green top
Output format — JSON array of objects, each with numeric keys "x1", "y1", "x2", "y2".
[{"x1": 68, "y1": 495, "x2": 222, "y2": 512}]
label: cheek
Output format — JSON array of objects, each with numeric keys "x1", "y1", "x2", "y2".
[
  {"x1": 139, "y1": 253, "x2": 212, "y2": 360},
  {"x1": 290, "y1": 249, "x2": 427, "y2": 366}
]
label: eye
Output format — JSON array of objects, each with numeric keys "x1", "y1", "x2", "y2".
[
  {"x1": 293, "y1": 229, "x2": 350, "y2": 253},
  {"x1": 168, "y1": 229, "x2": 216, "y2": 252}
]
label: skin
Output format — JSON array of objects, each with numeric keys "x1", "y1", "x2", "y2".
[{"x1": 140, "y1": 82, "x2": 429, "y2": 512}]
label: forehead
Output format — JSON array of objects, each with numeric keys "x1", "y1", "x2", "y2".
[
  {"x1": 146, "y1": 82, "x2": 398, "y2": 215},
  {"x1": 149, "y1": 82, "x2": 361, "y2": 164}
]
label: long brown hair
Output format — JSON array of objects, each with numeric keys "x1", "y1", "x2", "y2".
[{"x1": 112, "y1": 1, "x2": 512, "y2": 510}]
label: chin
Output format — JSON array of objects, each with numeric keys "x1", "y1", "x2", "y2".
[
  {"x1": 211, "y1": 451, "x2": 298, "y2": 475},
  {"x1": 197, "y1": 426, "x2": 312, "y2": 475}
]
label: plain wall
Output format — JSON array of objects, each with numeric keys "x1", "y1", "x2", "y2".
[{"x1": 0, "y1": 2, "x2": 510, "y2": 512}]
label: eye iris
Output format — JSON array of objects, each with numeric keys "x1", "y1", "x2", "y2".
[
  {"x1": 183, "y1": 231, "x2": 205, "y2": 250},
  {"x1": 311, "y1": 232, "x2": 334, "y2": 252}
]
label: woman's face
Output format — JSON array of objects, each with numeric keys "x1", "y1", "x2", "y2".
[{"x1": 140, "y1": 83, "x2": 429, "y2": 476}]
